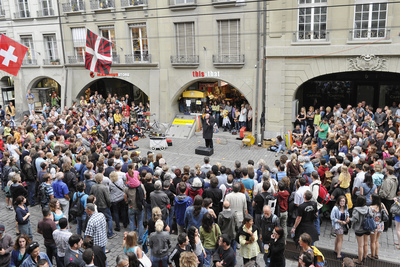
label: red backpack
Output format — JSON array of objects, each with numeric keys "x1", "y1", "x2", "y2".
[{"x1": 313, "y1": 183, "x2": 330, "y2": 205}]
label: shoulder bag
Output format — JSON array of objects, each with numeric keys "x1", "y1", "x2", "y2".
[{"x1": 390, "y1": 202, "x2": 400, "y2": 216}]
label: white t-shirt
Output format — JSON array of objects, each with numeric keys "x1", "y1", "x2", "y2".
[
  {"x1": 294, "y1": 185, "x2": 310, "y2": 206},
  {"x1": 8, "y1": 144, "x2": 20, "y2": 160},
  {"x1": 353, "y1": 171, "x2": 365, "y2": 196}
]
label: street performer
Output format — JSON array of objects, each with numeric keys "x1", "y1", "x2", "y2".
[{"x1": 203, "y1": 113, "x2": 214, "y2": 149}]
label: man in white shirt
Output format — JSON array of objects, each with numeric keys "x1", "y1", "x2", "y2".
[
  {"x1": 352, "y1": 164, "x2": 366, "y2": 197},
  {"x1": 294, "y1": 177, "x2": 310, "y2": 207},
  {"x1": 225, "y1": 182, "x2": 247, "y2": 226}
]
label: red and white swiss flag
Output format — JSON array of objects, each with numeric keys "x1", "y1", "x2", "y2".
[
  {"x1": 0, "y1": 34, "x2": 28, "y2": 76},
  {"x1": 85, "y1": 29, "x2": 112, "y2": 75}
]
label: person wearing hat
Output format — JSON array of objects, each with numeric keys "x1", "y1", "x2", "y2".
[
  {"x1": 0, "y1": 224, "x2": 13, "y2": 266},
  {"x1": 20, "y1": 242, "x2": 52, "y2": 267}
]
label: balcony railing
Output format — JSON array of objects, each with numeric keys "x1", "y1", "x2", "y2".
[
  {"x1": 62, "y1": 1, "x2": 85, "y2": 12},
  {"x1": 169, "y1": 0, "x2": 196, "y2": 6},
  {"x1": 37, "y1": 8, "x2": 55, "y2": 17},
  {"x1": 68, "y1": 55, "x2": 84, "y2": 64},
  {"x1": 292, "y1": 31, "x2": 330, "y2": 42},
  {"x1": 43, "y1": 59, "x2": 61, "y2": 65},
  {"x1": 14, "y1": 11, "x2": 30, "y2": 19},
  {"x1": 121, "y1": 0, "x2": 147, "y2": 7},
  {"x1": 22, "y1": 59, "x2": 37, "y2": 65},
  {"x1": 170, "y1": 55, "x2": 199, "y2": 64},
  {"x1": 213, "y1": 54, "x2": 244, "y2": 64},
  {"x1": 125, "y1": 54, "x2": 151, "y2": 63},
  {"x1": 90, "y1": 0, "x2": 115, "y2": 10},
  {"x1": 349, "y1": 29, "x2": 390, "y2": 41}
]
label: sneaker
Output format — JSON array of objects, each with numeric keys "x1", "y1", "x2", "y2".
[
  {"x1": 108, "y1": 233, "x2": 118, "y2": 239},
  {"x1": 8, "y1": 206, "x2": 14, "y2": 211}
]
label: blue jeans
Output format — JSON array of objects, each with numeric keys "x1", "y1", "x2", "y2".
[
  {"x1": 111, "y1": 200, "x2": 127, "y2": 230},
  {"x1": 98, "y1": 207, "x2": 114, "y2": 237},
  {"x1": 167, "y1": 206, "x2": 174, "y2": 229},
  {"x1": 204, "y1": 248, "x2": 215, "y2": 267},
  {"x1": 271, "y1": 144, "x2": 286, "y2": 153},
  {"x1": 314, "y1": 209, "x2": 320, "y2": 235},
  {"x1": 145, "y1": 202, "x2": 152, "y2": 222},
  {"x1": 231, "y1": 240, "x2": 237, "y2": 265},
  {"x1": 150, "y1": 255, "x2": 168, "y2": 267},
  {"x1": 128, "y1": 208, "x2": 144, "y2": 244},
  {"x1": 76, "y1": 213, "x2": 87, "y2": 236},
  {"x1": 317, "y1": 137, "x2": 326, "y2": 148},
  {"x1": 26, "y1": 181, "x2": 35, "y2": 206},
  {"x1": 197, "y1": 251, "x2": 204, "y2": 267}
]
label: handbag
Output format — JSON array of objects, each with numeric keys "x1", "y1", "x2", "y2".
[
  {"x1": 390, "y1": 202, "x2": 400, "y2": 216},
  {"x1": 139, "y1": 253, "x2": 152, "y2": 267},
  {"x1": 343, "y1": 224, "x2": 349, "y2": 235},
  {"x1": 381, "y1": 206, "x2": 389, "y2": 222},
  {"x1": 363, "y1": 211, "x2": 377, "y2": 232}
]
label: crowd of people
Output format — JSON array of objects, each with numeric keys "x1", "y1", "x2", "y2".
[{"x1": 0, "y1": 95, "x2": 399, "y2": 267}]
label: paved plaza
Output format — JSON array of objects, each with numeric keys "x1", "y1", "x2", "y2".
[{"x1": 1, "y1": 131, "x2": 399, "y2": 266}]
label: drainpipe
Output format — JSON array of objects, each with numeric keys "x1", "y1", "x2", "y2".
[
  {"x1": 56, "y1": 0, "x2": 68, "y2": 109},
  {"x1": 261, "y1": 0, "x2": 267, "y2": 141},
  {"x1": 254, "y1": 0, "x2": 261, "y2": 143}
]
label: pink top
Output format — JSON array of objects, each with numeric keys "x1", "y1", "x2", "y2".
[{"x1": 126, "y1": 170, "x2": 140, "y2": 187}]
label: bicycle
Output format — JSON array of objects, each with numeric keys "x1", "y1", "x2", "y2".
[{"x1": 138, "y1": 113, "x2": 167, "y2": 136}]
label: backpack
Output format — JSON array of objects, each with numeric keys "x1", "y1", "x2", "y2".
[
  {"x1": 224, "y1": 184, "x2": 233, "y2": 199},
  {"x1": 70, "y1": 192, "x2": 85, "y2": 217},
  {"x1": 260, "y1": 193, "x2": 280, "y2": 217},
  {"x1": 363, "y1": 210, "x2": 377, "y2": 232},
  {"x1": 311, "y1": 246, "x2": 326, "y2": 267},
  {"x1": 39, "y1": 183, "x2": 50, "y2": 205},
  {"x1": 312, "y1": 183, "x2": 330, "y2": 205},
  {"x1": 79, "y1": 164, "x2": 88, "y2": 181},
  {"x1": 135, "y1": 185, "x2": 146, "y2": 211}
]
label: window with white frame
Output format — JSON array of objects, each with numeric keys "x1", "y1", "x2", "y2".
[
  {"x1": 17, "y1": 0, "x2": 30, "y2": 18},
  {"x1": 44, "y1": 34, "x2": 58, "y2": 61},
  {"x1": 129, "y1": 23, "x2": 148, "y2": 62},
  {"x1": 41, "y1": 0, "x2": 53, "y2": 16},
  {"x1": 99, "y1": 26, "x2": 118, "y2": 61},
  {"x1": 175, "y1": 22, "x2": 195, "y2": 61},
  {"x1": 175, "y1": 0, "x2": 195, "y2": 4},
  {"x1": 217, "y1": 19, "x2": 240, "y2": 62},
  {"x1": 71, "y1": 28, "x2": 85, "y2": 62},
  {"x1": 298, "y1": 0, "x2": 327, "y2": 41},
  {"x1": 0, "y1": 0, "x2": 4, "y2": 16},
  {"x1": 353, "y1": 0, "x2": 387, "y2": 39},
  {"x1": 21, "y1": 36, "x2": 35, "y2": 64}
]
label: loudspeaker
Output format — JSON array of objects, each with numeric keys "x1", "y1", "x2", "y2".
[{"x1": 195, "y1": 146, "x2": 214, "y2": 156}]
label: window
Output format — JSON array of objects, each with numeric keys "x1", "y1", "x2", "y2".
[
  {"x1": 40, "y1": 0, "x2": 53, "y2": 16},
  {"x1": 17, "y1": 0, "x2": 30, "y2": 18},
  {"x1": 174, "y1": 22, "x2": 195, "y2": 62},
  {"x1": 175, "y1": 0, "x2": 195, "y2": 4},
  {"x1": 129, "y1": 23, "x2": 148, "y2": 62},
  {"x1": 71, "y1": 28, "x2": 85, "y2": 63},
  {"x1": 217, "y1": 19, "x2": 240, "y2": 62},
  {"x1": 0, "y1": 1, "x2": 4, "y2": 16},
  {"x1": 21, "y1": 36, "x2": 36, "y2": 64},
  {"x1": 353, "y1": 0, "x2": 387, "y2": 39},
  {"x1": 298, "y1": 0, "x2": 327, "y2": 40},
  {"x1": 43, "y1": 34, "x2": 58, "y2": 62},
  {"x1": 99, "y1": 26, "x2": 118, "y2": 62}
]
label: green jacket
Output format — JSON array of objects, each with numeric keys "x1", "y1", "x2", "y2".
[{"x1": 200, "y1": 223, "x2": 221, "y2": 250}]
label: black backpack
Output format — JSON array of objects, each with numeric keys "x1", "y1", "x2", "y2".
[
  {"x1": 260, "y1": 193, "x2": 281, "y2": 217},
  {"x1": 39, "y1": 183, "x2": 50, "y2": 205},
  {"x1": 70, "y1": 192, "x2": 85, "y2": 217},
  {"x1": 135, "y1": 185, "x2": 145, "y2": 211}
]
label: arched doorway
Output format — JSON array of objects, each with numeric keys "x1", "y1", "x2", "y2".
[
  {"x1": 79, "y1": 78, "x2": 148, "y2": 105},
  {"x1": 177, "y1": 79, "x2": 250, "y2": 114},
  {"x1": 30, "y1": 77, "x2": 62, "y2": 111},
  {"x1": 0, "y1": 76, "x2": 14, "y2": 107},
  {"x1": 295, "y1": 71, "x2": 400, "y2": 111}
]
